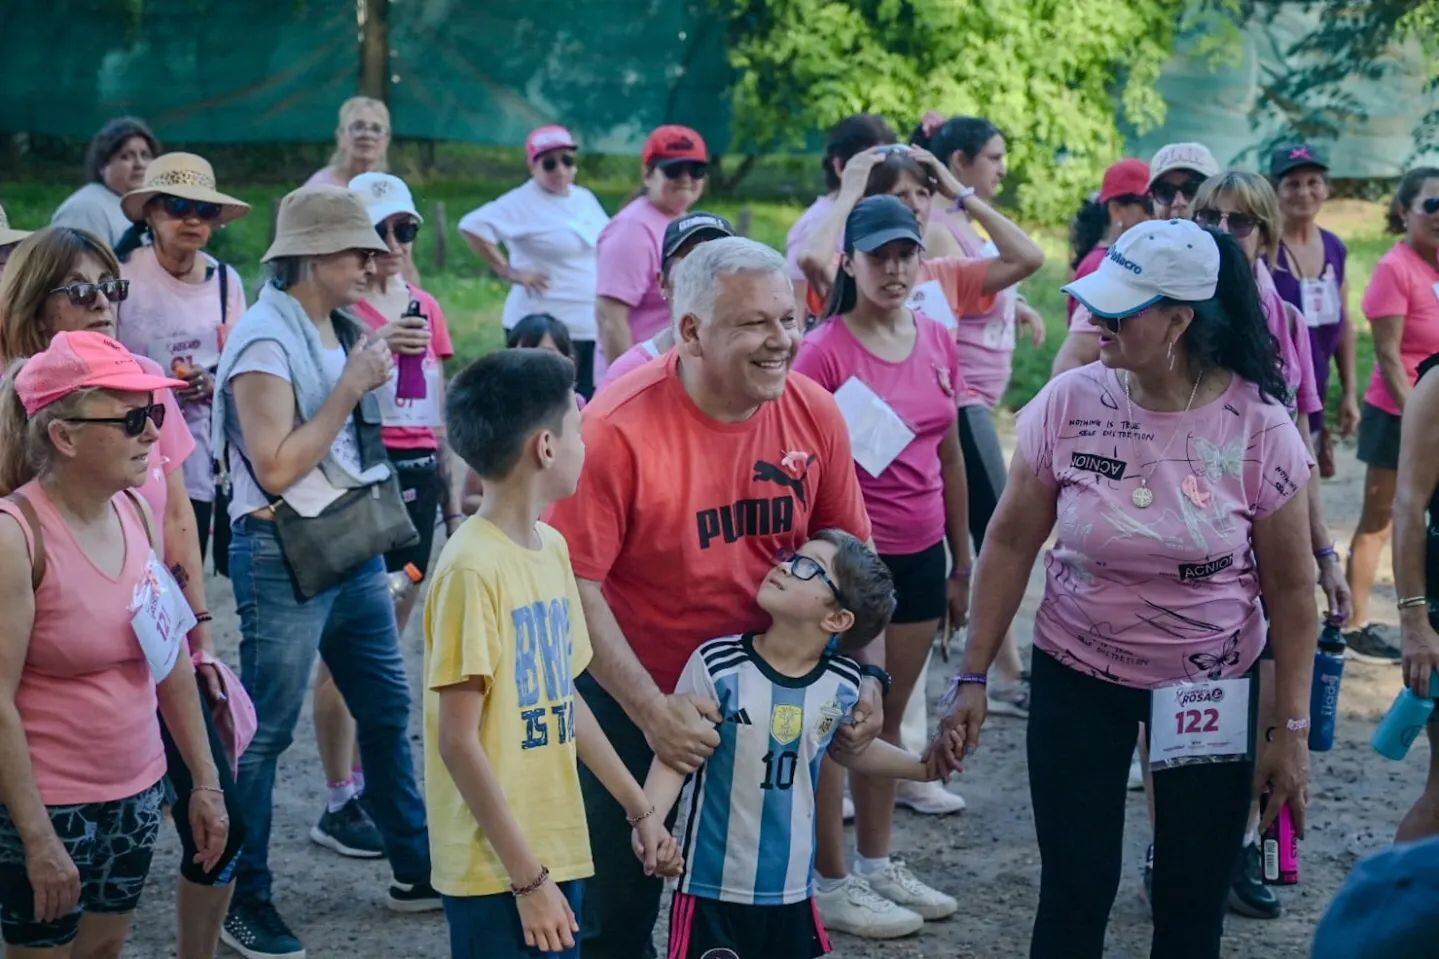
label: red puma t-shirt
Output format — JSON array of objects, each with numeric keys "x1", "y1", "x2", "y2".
[{"x1": 549, "y1": 351, "x2": 871, "y2": 693}]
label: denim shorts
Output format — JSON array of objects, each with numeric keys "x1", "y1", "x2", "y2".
[
  {"x1": 0, "y1": 782, "x2": 164, "y2": 947},
  {"x1": 444, "y1": 880, "x2": 585, "y2": 959}
]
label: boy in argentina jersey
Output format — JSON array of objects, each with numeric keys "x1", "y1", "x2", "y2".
[{"x1": 634, "y1": 531, "x2": 962, "y2": 958}]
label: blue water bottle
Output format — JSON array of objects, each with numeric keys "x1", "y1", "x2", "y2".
[
  {"x1": 1308, "y1": 618, "x2": 1346, "y2": 751},
  {"x1": 1372, "y1": 673, "x2": 1439, "y2": 761}
]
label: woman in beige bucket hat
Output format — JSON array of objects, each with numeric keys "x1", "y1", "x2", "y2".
[{"x1": 211, "y1": 185, "x2": 439, "y2": 958}]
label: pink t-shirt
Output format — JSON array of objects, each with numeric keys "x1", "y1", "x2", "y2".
[
  {"x1": 1016, "y1": 363, "x2": 1311, "y2": 688},
  {"x1": 596, "y1": 337, "x2": 664, "y2": 394},
  {"x1": 793, "y1": 312, "x2": 963, "y2": 555},
  {"x1": 784, "y1": 195, "x2": 837, "y2": 282},
  {"x1": 932, "y1": 204, "x2": 1018, "y2": 409},
  {"x1": 1255, "y1": 260, "x2": 1321, "y2": 417},
  {"x1": 1361, "y1": 242, "x2": 1439, "y2": 415},
  {"x1": 595, "y1": 197, "x2": 673, "y2": 355},
  {"x1": 304, "y1": 166, "x2": 349, "y2": 188},
  {"x1": 1068, "y1": 245, "x2": 1108, "y2": 319},
  {"x1": 0, "y1": 483, "x2": 172, "y2": 803},
  {"x1": 352, "y1": 285, "x2": 456, "y2": 450},
  {"x1": 133, "y1": 354, "x2": 196, "y2": 543}
]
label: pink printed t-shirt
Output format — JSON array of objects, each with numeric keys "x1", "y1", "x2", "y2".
[
  {"x1": 133, "y1": 354, "x2": 195, "y2": 543},
  {"x1": 1016, "y1": 363, "x2": 1311, "y2": 689},
  {"x1": 352, "y1": 285, "x2": 457, "y2": 449},
  {"x1": 1361, "y1": 241, "x2": 1439, "y2": 415},
  {"x1": 784, "y1": 195, "x2": 837, "y2": 282},
  {"x1": 0, "y1": 483, "x2": 171, "y2": 803},
  {"x1": 794, "y1": 312, "x2": 962, "y2": 555},
  {"x1": 595, "y1": 197, "x2": 673, "y2": 356},
  {"x1": 595, "y1": 337, "x2": 664, "y2": 395},
  {"x1": 931, "y1": 204, "x2": 1019, "y2": 409},
  {"x1": 1255, "y1": 260, "x2": 1321, "y2": 417},
  {"x1": 1068, "y1": 245, "x2": 1108, "y2": 319}
]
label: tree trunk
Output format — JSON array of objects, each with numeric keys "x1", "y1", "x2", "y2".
[{"x1": 360, "y1": 0, "x2": 390, "y2": 102}]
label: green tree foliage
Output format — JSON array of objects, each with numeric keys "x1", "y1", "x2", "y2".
[{"x1": 715, "y1": 0, "x2": 1190, "y2": 221}]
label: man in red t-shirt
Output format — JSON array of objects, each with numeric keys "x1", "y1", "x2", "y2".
[{"x1": 548, "y1": 237, "x2": 879, "y2": 958}]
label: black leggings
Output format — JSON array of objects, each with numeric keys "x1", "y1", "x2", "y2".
[
  {"x1": 958, "y1": 405, "x2": 1006, "y2": 550},
  {"x1": 160, "y1": 683, "x2": 246, "y2": 884},
  {"x1": 1027, "y1": 650, "x2": 1253, "y2": 959}
]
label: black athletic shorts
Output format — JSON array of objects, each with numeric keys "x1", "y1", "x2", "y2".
[
  {"x1": 385, "y1": 448, "x2": 442, "y2": 575},
  {"x1": 667, "y1": 891, "x2": 830, "y2": 959},
  {"x1": 879, "y1": 540, "x2": 947, "y2": 624}
]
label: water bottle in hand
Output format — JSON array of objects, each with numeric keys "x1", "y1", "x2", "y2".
[
  {"x1": 395, "y1": 299, "x2": 428, "y2": 400},
  {"x1": 1309, "y1": 618, "x2": 1346, "y2": 752}
]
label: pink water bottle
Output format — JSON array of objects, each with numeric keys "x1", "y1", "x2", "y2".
[
  {"x1": 1259, "y1": 791, "x2": 1299, "y2": 885},
  {"x1": 395, "y1": 299, "x2": 427, "y2": 400}
]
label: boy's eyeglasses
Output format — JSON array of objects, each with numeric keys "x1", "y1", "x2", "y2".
[
  {"x1": 376, "y1": 219, "x2": 421, "y2": 244},
  {"x1": 49, "y1": 279, "x2": 129, "y2": 306},
  {"x1": 159, "y1": 195, "x2": 222, "y2": 221},
  {"x1": 1150, "y1": 177, "x2": 1205, "y2": 206},
  {"x1": 1194, "y1": 208, "x2": 1258, "y2": 239},
  {"x1": 774, "y1": 549, "x2": 845, "y2": 606},
  {"x1": 541, "y1": 153, "x2": 577, "y2": 172},
  {"x1": 64, "y1": 402, "x2": 165, "y2": 437}
]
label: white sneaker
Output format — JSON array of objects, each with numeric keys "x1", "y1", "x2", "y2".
[
  {"x1": 815, "y1": 875, "x2": 924, "y2": 939},
  {"x1": 863, "y1": 860, "x2": 958, "y2": 920},
  {"x1": 987, "y1": 677, "x2": 1031, "y2": 719},
  {"x1": 895, "y1": 779, "x2": 967, "y2": 816},
  {"x1": 842, "y1": 794, "x2": 855, "y2": 823}
]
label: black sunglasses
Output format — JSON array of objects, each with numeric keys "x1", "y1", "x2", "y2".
[
  {"x1": 541, "y1": 153, "x2": 577, "y2": 172},
  {"x1": 159, "y1": 195, "x2": 222, "y2": 221},
  {"x1": 1150, "y1": 177, "x2": 1205, "y2": 206},
  {"x1": 49, "y1": 279, "x2": 129, "y2": 306},
  {"x1": 1194, "y1": 208, "x2": 1259, "y2": 239},
  {"x1": 376, "y1": 219, "x2": 421, "y2": 244},
  {"x1": 1421, "y1": 197, "x2": 1439, "y2": 215},
  {"x1": 1093, "y1": 314, "x2": 1124, "y2": 333},
  {"x1": 661, "y1": 161, "x2": 708, "y2": 181},
  {"x1": 65, "y1": 402, "x2": 165, "y2": 437},
  {"x1": 774, "y1": 549, "x2": 846, "y2": 606}
]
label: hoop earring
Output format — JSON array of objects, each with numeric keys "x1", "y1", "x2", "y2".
[{"x1": 1167, "y1": 340, "x2": 1175, "y2": 371}]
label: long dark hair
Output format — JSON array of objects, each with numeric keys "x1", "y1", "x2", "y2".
[
  {"x1": 821, "y1": 114, "x2": 897, "y2": 192},
  {"x1": 863, "y1": 150, "x2": 936, "y2": 198},
  {"x1": 1180, "y1": 228, "x2": 1288, "y2": 405},
  {"x1": 1387, "y1": 167, "x2": 1439, "y2": 234},
  {"x1": 822, "y1": 196, "x2": 922, "y2": 319},
  {"x1": 910, "y1": 116, "x2": 1002, "y2": 169},
  {"x1": 1070, "y1": 196, "x2": 1109, "y2": 270},
  {"x1": 507, "y1": 313, "x2": 574, "y2": 359}
]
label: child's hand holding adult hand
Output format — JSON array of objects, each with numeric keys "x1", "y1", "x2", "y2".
[{"x1": 517, "y1": 877, "x2": 578, "y2": 953}]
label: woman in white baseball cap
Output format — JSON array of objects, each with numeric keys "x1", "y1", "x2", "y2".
[{"x1": 930, "y1": 218, "x2": 1317, "y2": 959}]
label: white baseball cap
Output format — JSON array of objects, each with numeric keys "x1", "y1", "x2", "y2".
[
  {"x1": 348, "y1": 172, "x2": 424, "y2": 226},
  {"x1": 1147, "y1": 141, "x2": 1220, "y2": 187},
  {"x1": 1062, "y1": 219, "x2": 1220, "y2": 319}
]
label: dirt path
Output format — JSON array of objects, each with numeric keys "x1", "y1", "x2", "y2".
[{"x1": 127, "y1": 440, "x2": 1423, "y2": 958}]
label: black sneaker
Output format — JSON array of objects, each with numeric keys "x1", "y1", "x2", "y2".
[
  {"x1": 1344, "y1": 625, "x2": 1402, "y2": 665},
  {"x1": 1227, "y1": 842, "x2": 1281, "y2": 919},
  {"x1": 221, "y1": 899, "x2": 306, "y2": 959},
  {"x1": 309, "y1": 797, "x2": 384, "y2": 859},
  {"x1": 1139, "y1": 843, "x2": 1154, "y2": 916},
  {"x1": 387, "y1": 878, "x2": 443, "y2": 913}
]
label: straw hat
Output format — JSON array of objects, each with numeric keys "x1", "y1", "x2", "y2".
[
  {"x1": 121, "y1": 152, "x2": 251, "y2": 224},
  {"x1": 0, "y1": 204, "x2": 31, "y2": 246},
  {"x1": 262, "y1": 186, "x2": 390, "y2": 262}
]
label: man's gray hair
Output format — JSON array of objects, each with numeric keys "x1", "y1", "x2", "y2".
[{"x1": 670, "y1": 236, "x2": 788, "y2": 326}]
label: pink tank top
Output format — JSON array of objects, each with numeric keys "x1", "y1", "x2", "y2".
[{"x1": 0, "y1": 483, "x2": 167, "y2": 804}]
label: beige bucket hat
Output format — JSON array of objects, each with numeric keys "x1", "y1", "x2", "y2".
[
  {"x1": 0, "y1": 204, "x2": 32, "y2": 246},
  {"x1": 262, "y1": 186, "x2": 390, "y2": 262},
  {"x1": 121, "y1": 152, "x2": 251, "y2": 224}
]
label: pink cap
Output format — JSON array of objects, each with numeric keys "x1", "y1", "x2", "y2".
[
  {"x1": 526, "y1": 125, "x2": 578, "y2": 163},
  {"x1": 16, "y1": 331, "x2": 188, "y2": 415},
  {"x1": 1098, "y1": 158, "x2": 1153, "y2": 204}
]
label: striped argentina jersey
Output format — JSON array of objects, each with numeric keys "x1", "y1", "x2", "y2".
[{"x1": 672, "y1": 634, "x2": 862, "y2": 905}]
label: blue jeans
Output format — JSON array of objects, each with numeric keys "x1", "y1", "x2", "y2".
[
  {"x1": 444, "y1": 881, "x2": 584, "y2": 959},
  {"x1": 228, "y1": 515, "x2": 429, "y2": 904}
]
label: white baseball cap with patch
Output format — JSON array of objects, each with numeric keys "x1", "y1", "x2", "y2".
[
  {"x1": 348, "y1": 172, "x2": 424, "y2": 226},
  {"x1": 1147, "y1": 141, "x2": 1220, "y2": 187},
  {"x1": 1062, "y1": 219, "x2": 1220, "y2": 319}
]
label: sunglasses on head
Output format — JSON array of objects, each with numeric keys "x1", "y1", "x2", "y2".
[
  {"x1": 65, "y1": 402, "x2": 165, "y2": 437},
  {"x1": 49, "y1": 278, "x2": 129, "y2": 306},
  {"x1": 1194, "y1": 208, "x2": 1259, "y2": 239},
  {"x1": 1150, "y1": 177, "x2": 1205, "y2": 206},
  {"x1": 660, "y1": 161, "x2": 708, "y2": 181},
  {"x1": 1421, "y1": 197, "x2": 1439, "y2": 215},
  {"x1": 541, "y1": 153, "x2": 577, "y2": 172},
  {"x1": 159, "y1": 195, "x2": 222, "y2": 221},
  {"x1": 376, "y1": 219, "x2": 421, "y2": 244},
  {"x1": 774, "y1": 548, "x2": 846, "y2": 606}
]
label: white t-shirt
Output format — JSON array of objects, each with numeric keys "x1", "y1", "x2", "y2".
[
  {"x1": 51, "y1": 182, "x2": 132, "y2": 248},
  {"x1": 458, "y1": 179, "x2": 609, "y2": 337},
  {"x1": 222, "y1": 340, "x2": 368, "y2": 521}
]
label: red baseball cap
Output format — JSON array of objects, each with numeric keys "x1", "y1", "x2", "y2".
[
  {"x1": 641, "y1": 124, "x2": 707, "y2": 169},
  {"x1": 1098, "y1": 158, "x2": 1152, "y2": 204},
  {"x1": 16, "y1": 331, "x2": 187, "y2": 415},
  {"x1": 525, "y1": 125, "x2": 578, "y2": 164}
]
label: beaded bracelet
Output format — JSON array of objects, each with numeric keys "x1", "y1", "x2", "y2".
[
  {"x1": 510, "y1": 865, "x2": 550, "y2": 898},
  {"x1": 193, "y1": 611, "x2": 214, "y2": 625},
  {"x1": 626, "y1": 805, "x2": 656, "y2": 828}
]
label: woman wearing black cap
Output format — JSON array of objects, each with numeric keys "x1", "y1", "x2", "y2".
[{"x1": 51, "y1": 117, "x2": 161, "y2": 248}]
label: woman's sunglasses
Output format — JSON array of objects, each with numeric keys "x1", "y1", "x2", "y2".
[
  {"x1": 541, "y1": 153, "x2": 577, "y2": 172},
  {"x1": 49, "y1": 278, "x2": 129, "y2": 306},
  {"x1": 376, "y1": 219, "x2": 421, "y2": 244},
  {"x1": 159, "y1": 195, "x2": 222, "y2": 221},
  {"x1": 1194, "y1": 208, "x2": 1259, "y2": 239},
  {"x1": 660, "y1": 161, "x2": 708, "y2": 181},
  {"x1": 65, "y1": 402, "x2": 166, "y2": 437},
  {"x1": 1150, "y1": 177, "x2": 1205, "y2": 206},
  {"x1": 774, "y1": 549, "x2": 846, "y2": 606}
]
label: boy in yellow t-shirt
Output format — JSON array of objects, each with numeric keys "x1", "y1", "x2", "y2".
[{"x1": 424, "y1": 349, "x2": 679, "y2": 958}]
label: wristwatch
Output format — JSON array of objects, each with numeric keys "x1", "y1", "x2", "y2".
[{"x1": 859, "y1": 664, "x2": 893, "y2": 698}]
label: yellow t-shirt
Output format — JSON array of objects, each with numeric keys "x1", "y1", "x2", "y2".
[{"x1": 422, "y1": 516, "x2": 594, "y2": 897}]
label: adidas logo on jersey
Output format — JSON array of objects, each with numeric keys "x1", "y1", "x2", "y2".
[{"x1": 723, "y1": 708, "x2": 753, "y2": 726}]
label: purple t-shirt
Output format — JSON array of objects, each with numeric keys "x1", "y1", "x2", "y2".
[
  {"x1": 1017, "y1": 363, "x2": 1311, "y2": 689},
  {"x1": 595, "y1": 337, "x2": 664, "y2": 395},
  {"x1": 595, "y1": 197, "x2": 673, "y2": 355},
  {"x1": 792, "y1": 313, "x2": 963, "y2": 555}
]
